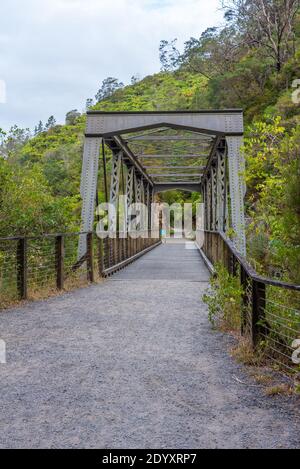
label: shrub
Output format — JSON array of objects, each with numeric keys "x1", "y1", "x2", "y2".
[{"x1": 203, "y1": 263, "x2": 243, "y2": 331}]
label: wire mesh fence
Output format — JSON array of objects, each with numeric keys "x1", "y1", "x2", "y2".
[
  {"x1": 0, "y1": 230, "x2": 161, "y2": 309},
  {"x1": 63, "y1": 234, "x2": 95, "y2": 290},
  {"x1": 203, "y1": 230, "x2": 300, "y2": 374},
  {"x1": 27, "y1": 237, "x2": 57, "y2": 296},
  {"x1": 261, "y1": 287, "x2": 300, "y2": 373}
]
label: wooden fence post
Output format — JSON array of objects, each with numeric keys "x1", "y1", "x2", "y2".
[
  {"x1": 87, "y1": 232, "x2": 95, "y2": 282},
  {"x1": 240, "y1": 266, "x2": 248, "y2": 336},
  {"x1": 17, "y1": 237, "x2": 28, "y2": 300},
  {"x1": 97, "y1": 238, "x2": 104, "y2": 277},
  {"x1": 113, "y1": 235, "x2": 118, "y2": 266},
  {"x1": 55, "y1": 235, "x2": 64, "y2": 290},
  {"x1": 123, "y1": 237, "x2": 126, "y2": 262},
  {"x1": 130, "y1": 235, "x2": 134, "y2": 258}
]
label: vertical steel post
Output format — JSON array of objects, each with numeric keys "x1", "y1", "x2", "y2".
[
  {"x1": 102, "y1": 140, "x2": 108, "y2": 203},
  {"x1": 109, "y1": 151, "x2": 122, "y2": 234},
  {"x1": 78, "y1": 137, "x2": 102, "y2": 259},
  {"x1": 207, "y1": 176, "x2": 212, "y2": 231},
  {"x1": 203, "y1": 179, "x2": 208, "y2": 231},
  {"x1": 211, "y1": 165, "x2": 217, "y2": 231},
  {"x1": 135, "y1": 174, "x2": 142, "y2": 252},
  {"x1": 226, "y1": 136, "x2": 246, "y2": 256},
  {"x1": 216, "y1": 149, "x2": 227, "y2": 233},
  {"x1": 126, "y1": 166, "x2": 135, "y2": 232}
]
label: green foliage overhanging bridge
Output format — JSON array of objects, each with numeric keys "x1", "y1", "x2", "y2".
[{"x1": 0, "y1": 111, "x2": 299, "y2": 448}]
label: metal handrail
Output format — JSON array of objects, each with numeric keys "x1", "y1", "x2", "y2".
[{"x1": 205, "y1": 230, "x2": 300, "y2": 292}]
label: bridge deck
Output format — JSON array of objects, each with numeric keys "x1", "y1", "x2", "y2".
[
  {"x1": 0, "y1": 242, "x2": 298, "y2": 448},
  {"x1": 112, "y1": 240, "x2": 210, "y2": 281}
]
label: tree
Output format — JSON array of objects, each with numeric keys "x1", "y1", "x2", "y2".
[
  {"x1": 86, "y1": 98, "x2": 94, "y2": 110},
  {"x1": 159, "y1": 39, "x2": 180, "y2": 71},
  {"x1": 0, "y1": 125, "x2": 31, "y2": 160},
  {"x1": 0, "y1": 161, "x2": 76, "y2": 236},
  {"x1": 222, "y1": 0, "x2": 300, "y2": 72},
  {"x1": 131, "y1": 74, "x2": 141, "y2": 85},
  {"x1": 65, "y1": 109, "x2": 81, "y2": 126},
  {"x1": 34, "y1": 121, "x2": 44, "y2": 135},
  {"x1": 180, "y1": 27, "x2": 241, "y2": 79},
  {"x1": 95, "y1": 77, "x2": 124, "y2": 102},
  {"x1": 45, "y1": 116, "x2": 56, "y2": 130}
]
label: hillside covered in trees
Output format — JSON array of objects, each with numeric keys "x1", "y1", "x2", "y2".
[{"x1": 0, "y1": 0, "x2": 300, "y2": 284}]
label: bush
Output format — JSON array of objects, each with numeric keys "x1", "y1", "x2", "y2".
[{"x1": 203, "y1": 263, "x2": 243, "y2": 331}]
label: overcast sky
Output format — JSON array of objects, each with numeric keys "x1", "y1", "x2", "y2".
[{"x1": 0, "y1": 0, "x2": 223, "y2": 131}]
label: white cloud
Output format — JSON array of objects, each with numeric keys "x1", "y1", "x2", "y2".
[{"x1": 0, "y1": 0, "x2": 223, "y2": 131}]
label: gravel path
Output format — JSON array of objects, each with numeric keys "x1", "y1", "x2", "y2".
[{"x1": 0, "y1": 242, "x2": 299, "y2": 449}]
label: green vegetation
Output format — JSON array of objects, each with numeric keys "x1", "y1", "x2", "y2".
[
  {"x1": 245, "y1": 119, "x2": 300, "y2": 284},
  {"x1": 203, "y1": 263, "x2": 243, "y2": 330}
]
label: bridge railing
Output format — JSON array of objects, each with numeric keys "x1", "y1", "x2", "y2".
[
  {"x1": 101, "y1": 231, "x2": 161, "y2": 277},
  {"x1": 0, "y1": 230, "x2": 161, "y2": 308},
  {"x1": 202, "y1": 230, "x2": 300, "y2": 373}
]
